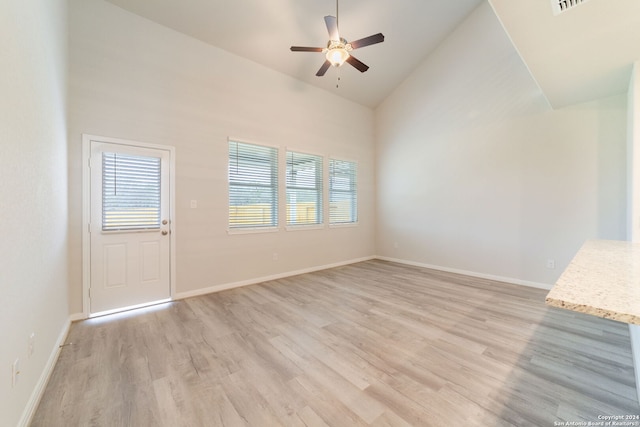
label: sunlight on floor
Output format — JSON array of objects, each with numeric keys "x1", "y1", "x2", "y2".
[{"x1": 87, "y1": 299, "x2": 174, "y2": 324}]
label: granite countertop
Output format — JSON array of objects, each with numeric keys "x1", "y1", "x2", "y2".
[{"x1": 545, "y1": 239, "x2": 640, "y2": 325}]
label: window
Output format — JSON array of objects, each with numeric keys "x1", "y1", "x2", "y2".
[
  {"x1": 102, "y1": 152, "x2": 161, "y2": 231},
  {"x1": 286, "y1": 151, "x2": 323, "y2": 226},
  {"x1": 329, "y1": 159, "x2": 357, "y2": 224},
  {"x1": 228, "y1": 140, "x2": 278, "y2": 229}
]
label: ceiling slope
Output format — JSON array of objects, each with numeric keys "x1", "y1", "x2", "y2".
[
  {"x1": 103, "y1": 0, "x2": 483, "y2": 108},
  {"x1": 490, "y1": 0, "x2": 640, "y2": 109}
]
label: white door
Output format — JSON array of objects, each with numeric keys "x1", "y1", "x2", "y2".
[{"x1": 88, "y1": 139, "x2": 172, "y2": 315}]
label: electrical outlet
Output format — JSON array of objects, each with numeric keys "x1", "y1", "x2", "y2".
[
  {"x1": 12, "y1": 359, "x2": 20, "y2": 387},
  {"x1": 546, "y1": 259, "x2": 556, "y2": 269},
  {"x1": 28, "y1": 333, "x2": 35, "y2": 358},
  {"x1": 273, "y1": 252, "x2": 279, "y2": 261}
]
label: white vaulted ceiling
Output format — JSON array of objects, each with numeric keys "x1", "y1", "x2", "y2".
[
  {"x1": 102, "y1": 0, "x2": 483, "y2": 108},
  {"x1": 102, "y1": 0, "x2": 640, "y2": 109}
]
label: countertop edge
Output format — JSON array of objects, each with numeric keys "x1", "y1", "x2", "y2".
[{"x1": 545, "y1": 296, "x2": 640, "y2": 326}]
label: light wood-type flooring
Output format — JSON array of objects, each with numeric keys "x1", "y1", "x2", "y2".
[{"x1": 32, "y1": 260, "x2": 640, "y2": 426}]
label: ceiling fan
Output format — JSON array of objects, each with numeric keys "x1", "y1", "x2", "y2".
[{"x1": 290, "y1": 0, "x2": 385, "y2": 77}]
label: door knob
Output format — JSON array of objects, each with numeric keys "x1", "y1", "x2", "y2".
[
  {"x1": 162, "y1": 219, "x2": 169, "y2": 225},
  {"x1": 161, "y1": 230, "x2": 168, "y2": 235}
]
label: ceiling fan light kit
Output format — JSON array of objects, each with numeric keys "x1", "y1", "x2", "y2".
[
  {"x1": 290, "y1": 0, "x2": 384, "y2": 78},
  {"x1": 326, "y1": 39, "x2": 351, "y2": 67}
]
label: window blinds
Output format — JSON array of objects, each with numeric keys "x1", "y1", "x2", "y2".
[
  {"x1": 286, "y1": 151, "x2": 323, "y2": 226},
  {"x1": 329, "y1": 159, "x2": 357, "y2": 224},
  {"x1": 228, "y1": 141, "x2": 278, "y2": 228},
  {"x1": 102, "y1": 152, "x2": 161, "y2": 231}
]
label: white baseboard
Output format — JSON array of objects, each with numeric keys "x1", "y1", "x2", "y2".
[
  {"x1": 69, "y1": 312, "x2": 85, "y2": 322},
  {"x1": 375, "y1": 256, "x2": 553, "y2": 290},
  {"x1": 175, "y1": 256, "x2": 376, "y2": 300},
  {"x1": 18, "y1": 316, "x2": 73, "y2": 427},
  {"x1": 175, "y1": 255, "x2": 551, "y2": 301}
]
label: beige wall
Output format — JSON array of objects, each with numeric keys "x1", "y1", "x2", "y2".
[
  {"x1": 67, "y1": 0, "x2": 376, "y2": 314},
  {"x1": 0, "y1": 0, "x2": 69, "y2": 425},
  {"x1": 375, "y1": 2, "x2": 627, "y2": 287}
]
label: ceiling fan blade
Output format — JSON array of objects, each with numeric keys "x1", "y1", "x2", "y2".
[
  {"x1": 324, "y1": 15, "x2": 340, "y2": 41},
  {"x1": 346, "y1": 55, "x2": 369, "y2": 73},
  {"x1": 349, "y1": 33, "x2": 385, "y2": 49},
  {"x1": 290, "y1": 46, "x2": 324, "y2": 52},
  {"x1": 316, "y1": 60, "x2": 331, "y2": 77}
]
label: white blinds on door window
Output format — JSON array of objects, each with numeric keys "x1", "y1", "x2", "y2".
[
  {"x1": 329, "y1": 159, "x2": 357, "y2": 224},
  {"x1": 286, "y1": 151, "x2": 323, "y2": 226},
  {"x1": 228, "y1": 141, "x2": 279, "y2": 229},
  {"x1": 102, "y1": 152, "x2": 162, "y2": 231}
]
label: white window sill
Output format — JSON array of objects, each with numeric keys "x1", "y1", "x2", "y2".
[
  {"x1": 329, "y1": 222, "x2": 359, "y2": 229},
  {"x1": 285, "y1": 224, "x2": 325, "y2": 232},
  {"x1": 227, "y1": 226, "x2": 279, "y2": 235}
]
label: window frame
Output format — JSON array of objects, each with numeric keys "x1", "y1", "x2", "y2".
[
  {"x1": 329, "y1": 158, "x2": 358, "y2": 226},
  {"x1": 285, "y1": 149, "x2": 324, "y2": 229},
  {"x1": 228, "y1": 139, "x2": 279, "y2": 233},
  {"x1": 101, "y1": 151, "x2": 162, "y2": 232}
]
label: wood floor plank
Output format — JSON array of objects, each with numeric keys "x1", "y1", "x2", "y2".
[
  {"x1": 31, "y1": 260, "x2": 640, "y2": 426},
  {"x1": 297, "y1": 406, "x2": 332, "y2": 427}
]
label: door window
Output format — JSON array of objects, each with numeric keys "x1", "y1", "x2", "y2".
[{"x1": 102, "y1": 152, "x2": 162, "y2": 231}]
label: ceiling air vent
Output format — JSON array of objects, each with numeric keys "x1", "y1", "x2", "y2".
[{"x1": 551, "y1": 0, "x2": 590, "y2": 15}]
